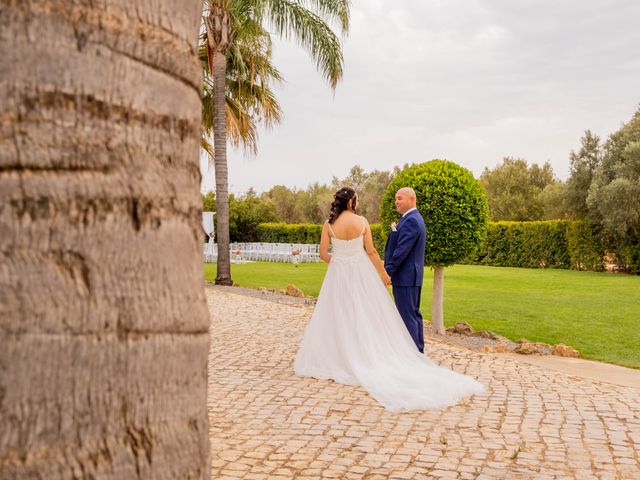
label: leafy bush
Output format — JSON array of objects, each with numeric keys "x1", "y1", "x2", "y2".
[
  {"x1": 466, "y1": 220, "x2": 604, "y2": 270},
  {"x1": 467, "y1": 221, "x2": 570, "y2": 268},
  {"x1": 256, "y1": 222, "x2": 387, "y2": 254},
  {"x1": 566, "y1": 221, "x2": 604, "y2": 271},
  {"x1": 380, "y1": 160, "x2": 489, "y2": 266},
  {"x1": 370, "y1": 223, "x2": 386, "y2": 257},
  {"x1": 256, "y1": 223, "x2": 322, "y2": 243}
]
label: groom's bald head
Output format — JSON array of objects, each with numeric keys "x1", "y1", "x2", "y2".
[{"x1": 395, "y1": 187, "x2": 416, "y2": 214}]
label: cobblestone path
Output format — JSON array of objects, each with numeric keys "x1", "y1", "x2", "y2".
[{"x1": 207, "y1": 289, "x2": 640, "y2": 480}]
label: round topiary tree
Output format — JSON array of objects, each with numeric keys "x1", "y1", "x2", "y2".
[{"x1": 381, "y1": 160, "x2": 489, "y2": 334}]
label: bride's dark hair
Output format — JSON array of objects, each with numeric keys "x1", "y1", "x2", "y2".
[{"x1": 328, "y1": 187, "x2": 357, "y2": 224}]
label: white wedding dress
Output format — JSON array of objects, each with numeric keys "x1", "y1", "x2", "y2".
[{"x1": 294, "y1": 229, "x2": 485, "y2": 411}]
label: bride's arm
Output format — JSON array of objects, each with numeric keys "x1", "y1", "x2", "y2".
[
  {"x1": 363, "y1": 219, "x2": 391, "y2": 285},
  {"x1": 319, "y1": 221, "x2": 332, "y2": 263}
]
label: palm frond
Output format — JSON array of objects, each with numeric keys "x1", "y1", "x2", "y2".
[
  {"x1": 299, "y1": 0, "x2": 350, "y2": 34},
  {"x1": 266, "y1": 0, "x2": 344, "y2": 88}
]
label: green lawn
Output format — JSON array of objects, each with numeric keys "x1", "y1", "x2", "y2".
[{"x1": 204, "y1": 262, "x2": 640, "y2": 369}]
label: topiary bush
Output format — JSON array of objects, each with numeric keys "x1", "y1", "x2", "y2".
[
  {"x1": 380, "y1": 160, "x2": 489, "y2": 334},
  {"x1": 380, "y1": 160, "x2": 489, "y2": 267}
]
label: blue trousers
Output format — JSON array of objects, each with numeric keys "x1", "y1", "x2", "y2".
[{"x1": 392, "y1": 286, "x2": 424, "y2": 353}]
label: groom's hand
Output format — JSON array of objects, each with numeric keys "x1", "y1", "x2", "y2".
[{"x1": 383, "y1": 272, "x2": 392, "y2": 286}]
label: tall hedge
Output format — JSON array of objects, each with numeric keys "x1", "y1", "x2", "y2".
[
  {"x1": 256, "y1": 223, "x2": 322, "y2": 243},
  {"x1": 255, "y1": 220, "x2": 609, "y2": 271},
  {"x1": 465, "y1": 220, "x2": 604, "y2": 270},
  {"x1": 256, "y1": 222, "x2": 387, "y2": 255},
  {"x1": 566, "y1": 221, "x2": 605, "y2": 271}
]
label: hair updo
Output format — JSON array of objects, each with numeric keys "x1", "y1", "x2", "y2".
[{"x1": 328, "y1": 187, "x2": 357, "y2": 224}]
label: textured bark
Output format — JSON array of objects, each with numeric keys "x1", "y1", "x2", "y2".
[
  {"x1": 204, "y1": 5, "x2": 233, "y2": 285},
  {"x1": 0, "y1": 1, "x2": 209, "y2": 478},
  {"x1": 431, "y1": 267, "x2": 445, "y2": 335},
  {"x1": 211, "y1": 51, "x2": 232, "y2": 285}
]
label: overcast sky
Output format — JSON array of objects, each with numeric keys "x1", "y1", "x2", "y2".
[{"x1": 200, "y1": 0, "x2": 640, "y2": 195}]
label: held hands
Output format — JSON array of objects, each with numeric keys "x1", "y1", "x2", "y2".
[{"x1": 382, "y1": 271, "x2": 392, "y2": 287}]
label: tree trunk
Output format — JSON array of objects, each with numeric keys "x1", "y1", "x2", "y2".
[
  {"x1": 212, "y1": 50, "x2": 232, "y2": 285},
  {"x1": 0, "y1": 2, "x2": 210, "y2": 478},
  {"x1": 432, "y1": 266, "x2": 445, "y2": 334}
]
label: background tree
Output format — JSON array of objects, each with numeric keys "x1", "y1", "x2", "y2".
[
  {"x1": 358, "y1": 169, "x2": 396, "y2": 223},
  {"x1": 565, "y1": 130, "x2": 602, "y2": 219},
  {"x1": 538, "y1": 182, "x2": 570, "y2": 220},
  {"x1": 381, "y1": 160, "x2": 489, "y2": 334},
  {"x1": 332, "y1": 165, "x2": 396, "y2": 223},
  {"x1": 332, "y1": 165, "x2": 368, "y2": 191},
  {"x1": 264, "y1": 185, "x2": 304, "y2": 223},
  {"x1": 480, "y1": 157, "x2": 557, "y2": 221},
  {"x1": 202, "y1": 0, "x2": 349, "y2": 285},
  {"x1": 203, "y1": 190, "x2": 217, "y2": 212},
  {"x1": 587, "y1": 108, "x2": 640, "y2": 272},
  {"x1": 229, "y1": 189, "x2": 279, "y2": 241},
  {"x1": 1, "y1": 1, "x2": 209, "y2": 477},
  {"x1": 300, "y1": 182, "x2": 334, "y2": 223}
]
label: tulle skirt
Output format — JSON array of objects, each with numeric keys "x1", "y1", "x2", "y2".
[{"x1": 294, "y1": 251, "x2": 484, "y2": 411}]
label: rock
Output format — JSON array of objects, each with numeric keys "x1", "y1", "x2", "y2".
[
  {"x1": 446, "y1": 321, "x2": 474, "y2": 335},
  {"x1": 514, "y1": 342, "x2": 537, "y2": 355},
  {"x1": 515, "y1": 341, "x2": 553, "y2": 355},
  {"x1": 552, "y1": 343, "x2": 580, "y2": 357},
  {"x1": 472, "y1": 331, "x2": 501, "y2": 340},
  {"x1": 286, "y1": 284, "x2": 304, "y2": 298},
  {"x1": 481, "y1": 344, "x2": 512, "y2": 353},
  {"x1": 513, "y1": 340, "x2": 553, "y2": 355}
]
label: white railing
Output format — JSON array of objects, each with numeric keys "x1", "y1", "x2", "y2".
[{"x1": 203, "y1": 242, "x2": 321, "y2": 263}]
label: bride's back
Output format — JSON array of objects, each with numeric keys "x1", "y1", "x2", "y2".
[{"x1": 328, "y1": 212, "x2": 365, "y2": 240}]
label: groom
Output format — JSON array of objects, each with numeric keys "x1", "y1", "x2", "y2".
[{"x1": 384, "y1": 187, "x2": 426, "y2": 353}]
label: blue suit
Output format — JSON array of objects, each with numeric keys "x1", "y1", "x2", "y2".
[{"x1": 384, "y1": 209, "x2": 426, "y2": 353}]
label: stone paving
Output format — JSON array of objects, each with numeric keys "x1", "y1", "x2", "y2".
[{"x1": 206, "y1": 288, "x2": 640, "y2": 480}]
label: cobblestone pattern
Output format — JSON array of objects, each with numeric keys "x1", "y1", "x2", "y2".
[{"x1": 207, "y1": 289, "x2": 640, "y2": 480}]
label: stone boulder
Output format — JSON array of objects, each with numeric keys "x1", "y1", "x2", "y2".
[
  {"x1": 481, "y1": 344, "x2": 513, "y2": 353},
  {"x1": 472, "y1": 330, "x2": 506, "y2": 341},
  {"x1": 446, "y1": 321, "x2": 474, "y2": 335},
  {"x1": 552, "y1": 343, "x2": 580, "y2": 357},
  {"x1": 286, "y1": 284, "x2": 304, "y2": 298},
  {"x1": 515, "y1": 341, "x2": 553, "y2": 355}
]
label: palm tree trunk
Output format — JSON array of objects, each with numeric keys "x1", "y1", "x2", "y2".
[
  {"x1": 212, "y1": 51, "x2": 232, "y2": 285},
  {"x1": 0, "y1": 2, "x2": 209, "y2": 478},
  {"x1": 432, "y1": 266, "x2": 446, "y2": 334}
]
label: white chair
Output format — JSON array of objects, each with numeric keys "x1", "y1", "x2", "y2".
[{"x1": 203, "y1": 239, "x2": 218, "y2": 263}]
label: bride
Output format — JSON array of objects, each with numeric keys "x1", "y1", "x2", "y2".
[{"x1": 294, "y1": 187, "x2": 484, "y2": 411}]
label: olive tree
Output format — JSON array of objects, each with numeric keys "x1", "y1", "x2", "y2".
[
  {"x1": 587, "y1": 108, "x2": 640, "y2": 272},
  {"x1": 381, "y1": 160, "x2": 489, "y2": 334}
]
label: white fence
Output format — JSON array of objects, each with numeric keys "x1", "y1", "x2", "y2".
[{"x1": 204, "y1": 241, "x2": 321, "y2": 264}]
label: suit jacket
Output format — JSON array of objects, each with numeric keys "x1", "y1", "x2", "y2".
[{"x1": 384, "y1": 209, "x2": 426, "y2": 287}]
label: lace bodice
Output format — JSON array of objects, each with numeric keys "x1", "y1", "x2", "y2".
[
  {"x1": 330, "y1": 235, "x2": 365, "y2": 257},
  {"x1": 327, "y1": 217, "x2": 367, "y2": 258}
]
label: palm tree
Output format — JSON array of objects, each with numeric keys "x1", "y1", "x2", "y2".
[
  {"x1": 0, "y1": 2, "x2": 209, "y2": 478},
  {"x1": 201, "y1": 12, "x2": 283, "y2": 157},
  {"x1": 203, "y1": 0, "x2": 350, "y2": 285}
]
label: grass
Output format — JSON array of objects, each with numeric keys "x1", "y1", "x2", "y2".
[{"x1": 204, "y1": 262, "x2": 640, "y2": 369}]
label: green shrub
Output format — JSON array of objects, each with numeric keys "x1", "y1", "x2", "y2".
[
  {"x1": 466, "y1": 220, "x2": 604, "y2": 270},
  {"x1": 256, "y1": 223, "x2": 322, "y2": 243},
  {"x1": 380, "y1": 160, "x2": 489, "y2": 266},
  {"x1": 255, "y1": 219, "x2": 611, "y2": 271},
  {"x1": 566, "y1": 221, "x2": 605, "y2": 271},
  {"x1": 370, "y1": 223, "x2": 386, "y2": 257},
  {"x1": 256, "y1": 222, "x2": 387, "y2": 254}
]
